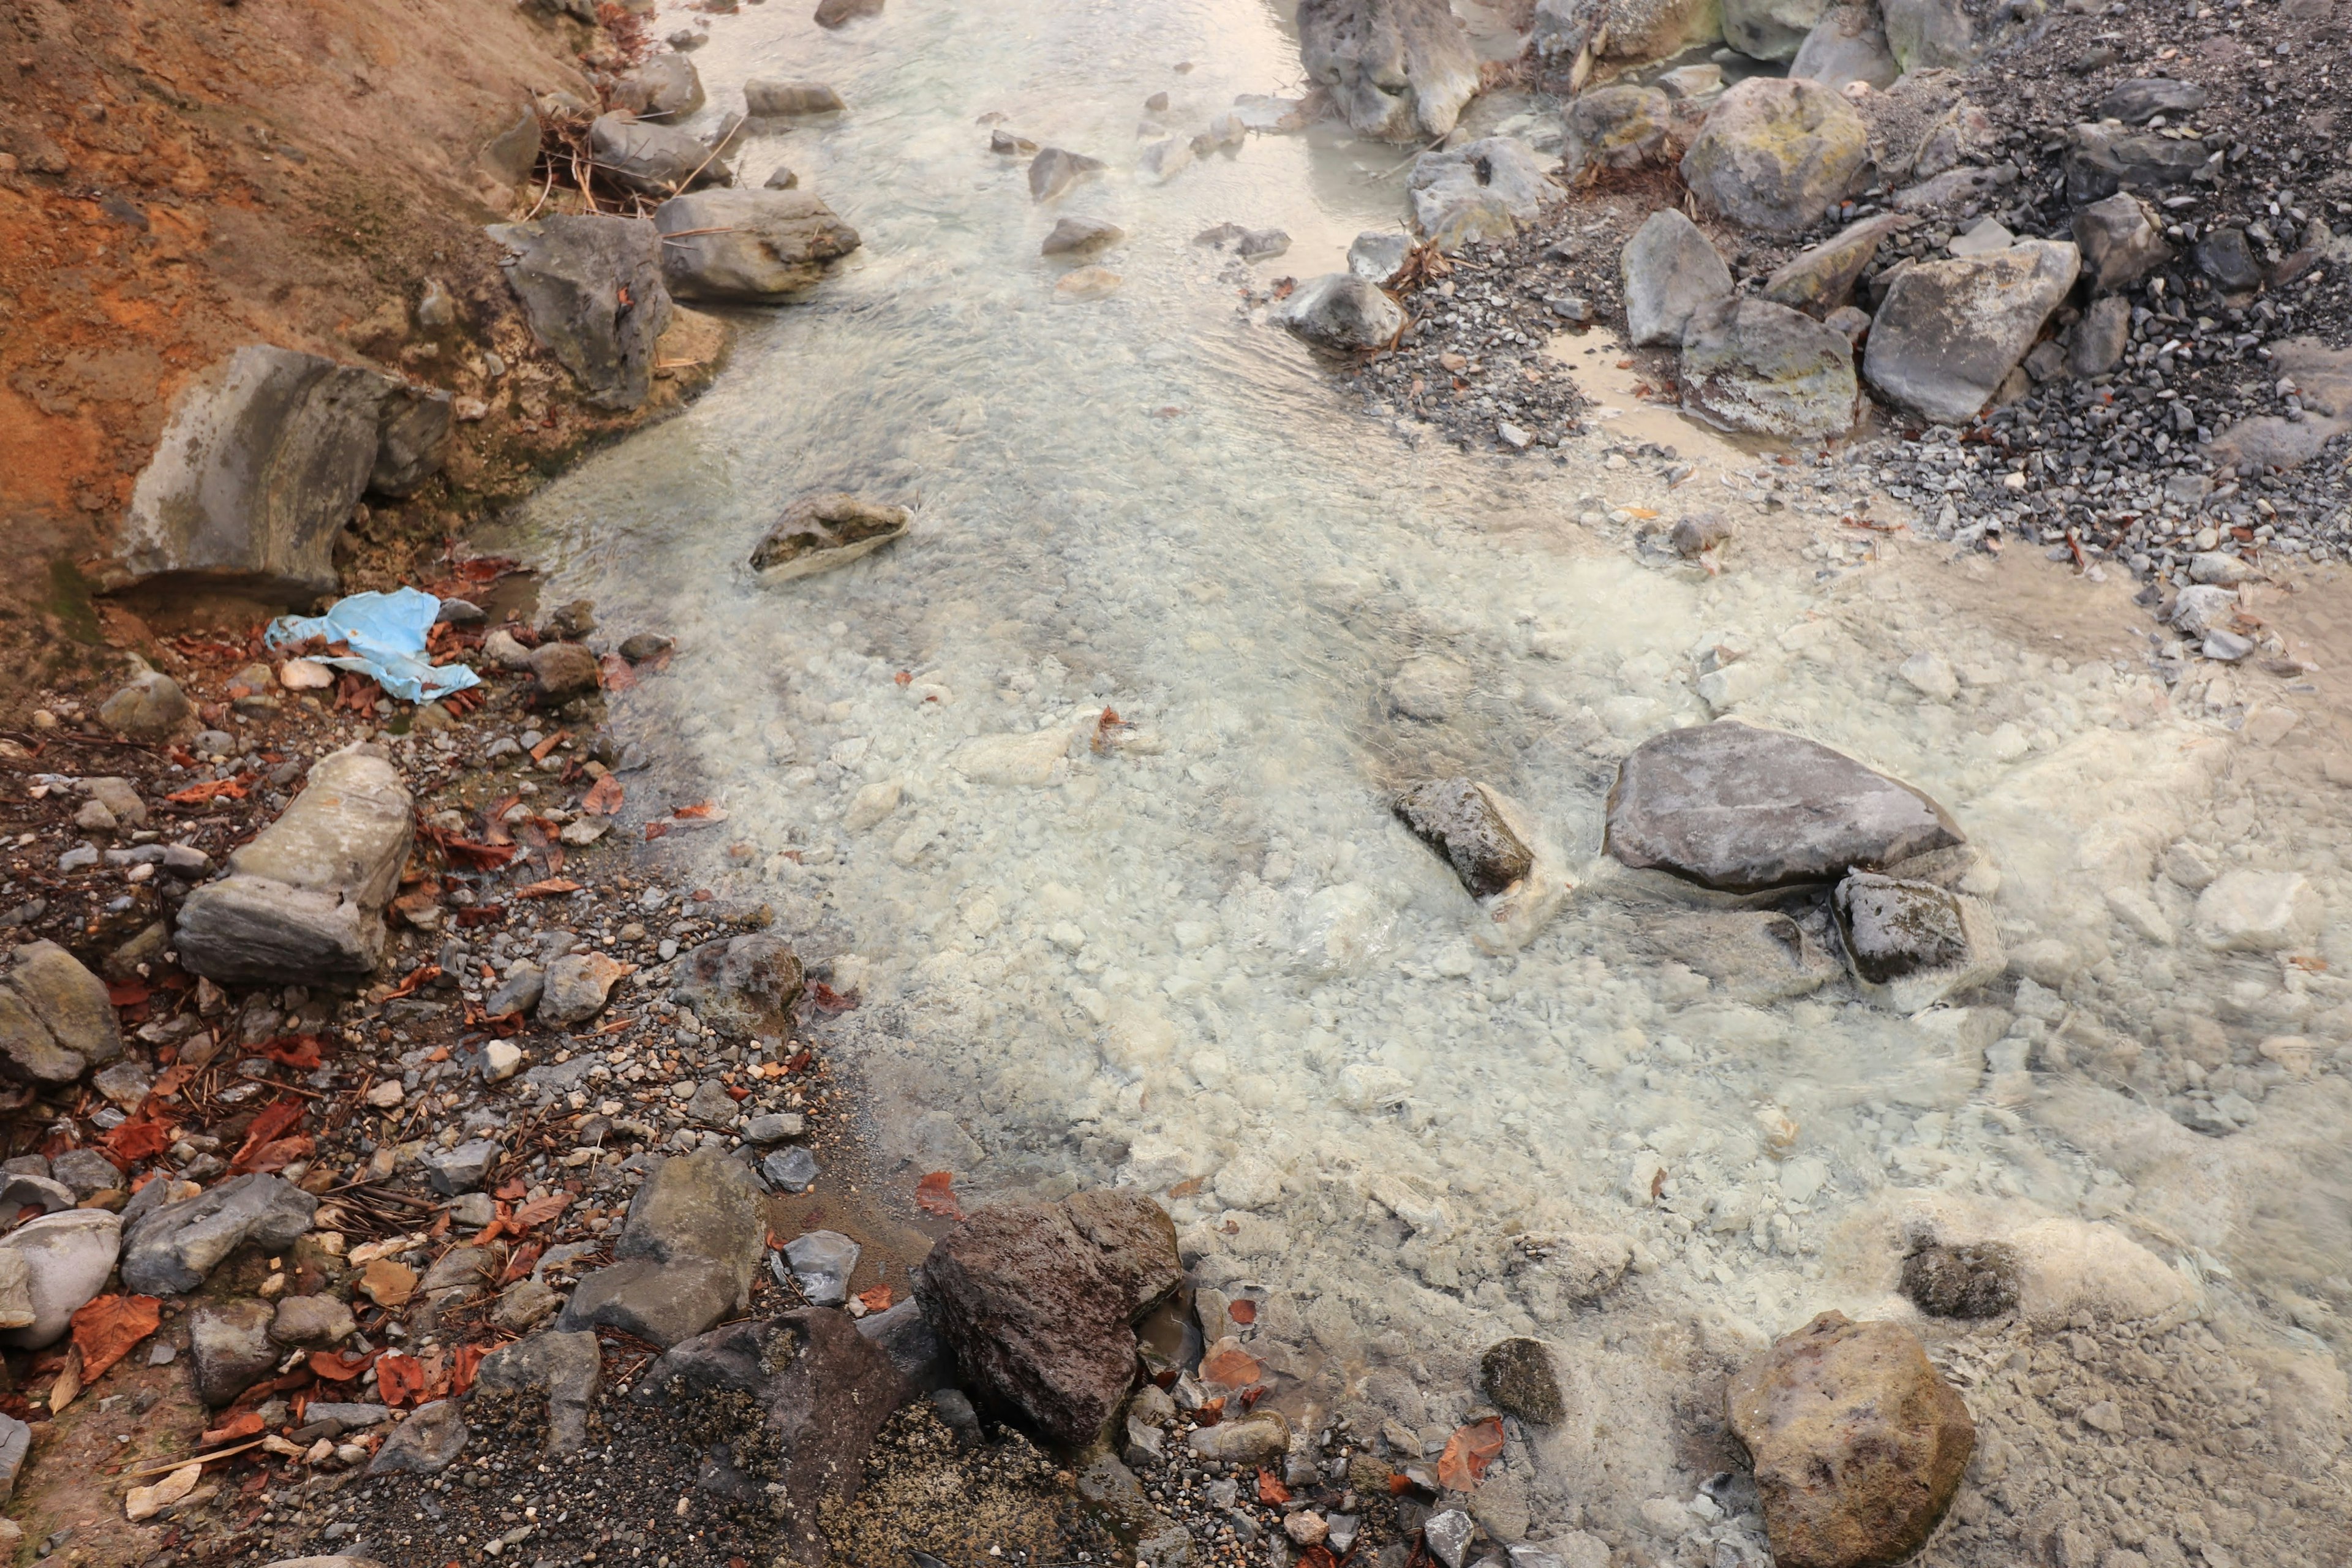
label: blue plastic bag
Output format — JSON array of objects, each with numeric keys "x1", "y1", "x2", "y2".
[{"x1": 265, "y1": 587, "x2": 483, "y2": 705}]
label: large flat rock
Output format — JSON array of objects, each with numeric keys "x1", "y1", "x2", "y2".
[
  {"x1": 654, "y1": 189, "x2": 860, "y2": 303},
  {"x1": 486, "y1": 216, "x2": 674, "y2": 412},
  {"x1": 1862, "y1": 239, "x2": 2078, "y2": 426}
]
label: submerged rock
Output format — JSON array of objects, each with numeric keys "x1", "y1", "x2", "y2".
[
  {"x1": 1042, "y1": 216, "x2": 1123, "y2": 255},
  {"x1": 1861, "y1": 240, "x2": 2079, "y2": 426},
  {"x1": 1028, "y1": 146, "x2": 1105, "y2": 201},
  {"x1": 1394, "y1": 778, "x2": 1535, "y2": 899},
  {"x1": 1831, "y1": 870, "x2": 2002, "y2": 1010},
  {"x1": 1281, "y1": 274, "x2": 1404, "y2": 352},
  {"x1": 1297, "y1": 0, "x2": 1478, "y2": 143},
  {"x1": 744, "y1": 79, "x2": 845, "y2": 117},
  {"x1": 750, "y1": 493, "x2": 911, "y2": 581},
  {"x1": 654, "y1": 189, "x2": 860, "y2": 302},
  {"x1": 1680, "y1": 77, "x2": 1869, "y2": 235},
  {"x1": 1621, "y1": 209, "x2": 1732, "y2": 348},
  {"x1": 1677, "y1": 294, "x2": 1858, "y2": 440},
  {"x1": 1727, "y1": 1312, "x2": 1974, "y2": 1568},
  {"x1": 1900, "y1": 1240, "x2": 2020, "y2": 1318},
  {"x1": 673, "y1": 932, "x2": 805, "y2": 1037}
]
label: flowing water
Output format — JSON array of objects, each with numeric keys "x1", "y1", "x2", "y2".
[{"x1": 518, "y1": 0, "x2": 2352, "y2": 1557}]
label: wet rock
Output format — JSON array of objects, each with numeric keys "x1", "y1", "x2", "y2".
[
  {"x1": 2067, "y1": 295, "x2": 2131, "y2": 378},
  {"x1": 2193, "y1": 228, "x2": 2261, "y2": 296},
  {"x1": 369, "y1": 382, "x2": 454, "y2": 497},
  {"x1": 1724, "y1": 0, "x2": 1833, "y2": 61},
  {"x1": 856, "y1": 1297, "x2": 955, "y2": 1390},
  {"x1": 1, "y1": 941, "x2": 123, "y2": 1083},
  {"x1": 0, "y1": 1210, "x2": 121, "y2": 1349},
  {"x1": 537, "y1": 951, "x2": 632, "y2": 1025},
  {"x1": 1028, "y1": 146, "x2": 1105, "y2": 201},
  {"x1": 750, "y1": 492, "x2": 911, "y2": 580},
  {"x1": 270, "y1": 1294, "x2": 357, "y2": 1346},
  {"x1": 1606, "y1": 721, "x2": 1962, "y2": 897},
  {"x1": 175, "y1": 745, "x2": 413, "y2": 986},
  {"x1": 1832, "y1": 871, "x2": 2000, "y2": 1009},
  {"x1": 1188, "y1": 1407, "x2": 1291, "y2": 1462},
  {"x1": 1727, "y1": 1312, "x2": 1974, "y2": 1568},
  {"x1": 1042, "y1": 216, "x2": 1123, "y2": 255},
  {"x1": 2097, "y1": 78, "x2": 2207, "y2": 126},
  {"x1": 1678, "y1": 294, "x2": 1857, "y2": 440},
  {"x1": 1297, "y1": 0, "x2": 1477, "y2": 143},
  {"x1": 919, "y1": 1191, "x2": 1180, "y2": 1444},
  {"x1": 486, "y1": 216, "x2": 673, "y2": 411},
  {"x1": 529, "y1": 639, "x2": 600, "y2": 701},
  {"x1": 782, "y1": 1230, "x2": 860, "y2": 1305},
  {"x1": 476, "y1": 1329, "x2": 602, "y2": 1454},
  {"x1": 2071, "y1": 194, "x2": 2168, "y2": 295},
  {"x1": 654, "y1": 188, "x2": 861, "y2": 302},
  {"x1": 1760, "y1": 213, "x2": 1906, "y2": 318},
  {"x1": 673, "y1": 932, "x2": 805, "y2": 1038},
  {"x1": 2063, "y1": 123, "x2": 2212, "y2": 208},
  {"x1": 744, "y1": 79, "x2": 845, "y2": 116},
  {"x1": 1395, "y1": 778, "x2": 1534, "y2": 899},
  {"x1": 121, "y1": 1174, "x2": 316, "y2": 1296},
  {"x1": 1637, "y1": 908, "x2": 1839, "y2": 1001},
  {"x1": 1861, "y1": 240, "x2": 2078, "y2": 426},
  {"x1": 559, "y1": 1147, "x2": 766, "y2": 1346},
  {"x1": 611, "y1": 54, "x2": 705, "y2": 120},
  {"x1": 1348, "y1": 232, "x2": 1411, "y2": 283},
  {"x1": 1480, "y1": 1338, "x2": 1564, "y2": 1425},
  {"x1": 1407, "y1": 138, "x2": 1561, "y2": 252},
  {"x1": 1562, "y1": 85, "x2": 1671, "y2": 172},
  {"x1": 1139, "y1": 135, "x2": 1194, "y2": 181},
  {"x1": 1900, "y1": 1240, "x2": 2019, "y2": 1318},
  {"x1": 633, "y1": 1310, "x2": 914, "y2": 1564},
  {"x1": 1280, "y1": 273, "x2": 1404, "y2": 352},
  {"x1": 1680, "y1": 77, "x2": 1869, "y2": 235},
  {"x1": 2195, "y1": 870, "x2": 2318, "y2": 953},
  {"x1": 368, "y1": 1399, "x2": 469, "y2": 1476},
  {"x1": 1236, "y1": 228, "x2": 1291, "y2": 260},
  {"x1": 815, "y1": 0, "x2": 886, "y2": 25},
  {"x1": 421, "y1": 1140, "x2": 500, "y2": 1195},
  {"x1": 1621, "y1": 209, "x2": 1732, "y2": 347},
  {"x1": 191, "y1": 1298, "x2": 277, "y2": 1404},
  {"x1": 589, "y1": 113, "x2": 733, "y2": 198},
  {"x1": 1788, "y1": 5, "x2": 1898, "y2": 92}
]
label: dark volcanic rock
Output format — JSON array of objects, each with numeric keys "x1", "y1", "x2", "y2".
[
  {"x1": 486, "y1": 216, "x2": 673, "y2": 412},
  {"x1": 2095, "y1": 78, "x2": 2208, "y2": 126},
  {"x1": 1831, "y1": 872, "x2": 1969, "y2": 982},
  {"x1": 672, "y1": 932, "x2": 805, "y2": 1038},
  {"x1": 1901, "y1": 1241, "x2": 2021, "y2": 1319},
  {"x1": 1395, "y1": 778, "x2": 1536, "y2": 899},
  {"x1": 1479, "y1": 1337, "x2": 1564, "y2": 1425},
  {"x1": 1605, "y1": 722, "x2": 1962, "y2": 895}
]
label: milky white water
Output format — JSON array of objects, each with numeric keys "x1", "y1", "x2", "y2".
[{"x1": 516, "y1": 0, "x2": 2352, "y2": 1556}]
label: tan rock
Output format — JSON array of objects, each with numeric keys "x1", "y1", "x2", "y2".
[{"x1": 360, "y1": 1257, "x2": 418, "y2": 1308}]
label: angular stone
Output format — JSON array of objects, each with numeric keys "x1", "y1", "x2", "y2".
[
  {"x1": 1621, "y1": 209, "x2": 1732, "y2": 348},
  {"x1": 673, "y1": 932, "x2": 806, "y2": 1037},
  {"x1": 538, "y1": 950, "x2": 633, "y2": 1026},
  {"x1": 2, "y1": 940, "x2": 123, "y2": 1080},
  {"x1": 0, "y1": 1210, "x2": 121, "y2": 1350},
  {"x1": 1563, "y1": 85, "x2": 1670, "y2": 173},
  {"x1": 1480, "y1": 1338, "x2": 1564, "y2": 1425},
  {"x1": 270, "y1": 1294, "x2": 357, "y2": 1346},
  {"x1": 654, "y1": 189, "x2": 860, "y2": 303},
  {"x1": 2194, "y1": 227, "x2": 2261, "y2": 295},
  {"x1": 763, "y1": 1145, "x2": 820, "y2": 1191},
  {"x1": 1188, "y1": 1408, "x2": 1290, "y2": 1462},
  {"x1": 559, "y1": 1148, "x2": 766, "y2": 1346},
  {"x1": 476, "y1": 1329, "x2": 602, "y2": 1453},
  {"x1": 1900, "y1": 1240, "x2": 2019, "y2": 1318},
  {"x1": 1028, "y1": 146, "x2": 1104, "y2": 202},
  {"x1": 1880, "y1": 0, "x2": 1983, "y2": 70},
  {"x1": 484, "y1": 963, "x2": 543, "y2": 1020},
  {"x1": 486, "y1": 216, "x2": 673, "y2": 412},
  {"x1": 855, "y1": 1297, "x2": 954, "y2": 1390},
  {"x1": 369, "y1": 382, "x2": 454, "y2": 497},
  {"x1": 2068, "y1": 295, "x2": 2131, "y2": 378},
  {"x1": 1678, "y1": 295, "x2": 1857, "y2": 440},
  {"x1": 1762, "y1": 214, "x2": 1907, "y2": 318},
  {"x1": 782, "y1": 1230, "x2": 859, "y2": 1305},
  {"x1": 526, "y1": 640, "x2": 598, "y2": 703},
  {"x1": 1348, "y1": 231, "x2": 1412, "y2": 283},
  {"x1": 1042, "y1": 216, "x2": 1124, "y2": 256},
  {"x1": 1861, "y1": 240, "x2": 2079, "y2": 426},
  {"x1": 750, "y1": 492, "x2": 911, "y2": 581},
  {"x1": 1789, "y1": 5, "x2": 1898, "y2": 92},
  {"x1": 49, "y1": 1148, "x2": 123, "y2": 1199},
  {"x1": 919, "y1": 1191, "x2": 1178, "y2": 1445},
  {"x1": 1280, "y1": 274, "x2": 1404, "y2": 352},
  {"x1": 1724, "y1": 0, "x2": 1833, "y2": 61},
  {"x1": 1395, "y1": 779, "x2": 1536, "y2": 899},
  {"x1": 191, "y1": 1298, "x2": 278, "y2": 1404},
  {"x1": 2097, "y1": 78, "x2": 2207, "y2": 126},
  {"x1": 1727, "y1": 1313, "x2": 1974, "y2": 1568},
  {"x1": 0, "y1": 1176, "x2": 70, "y2": 1222},
  {"x1": 2072, "y1": 194, "x2": 2169, "y2": 294},
  {"x1": 745, "y1": 79, "x2": 845, "y2": 116},
  {"x1": 588, "y1": 113, "x2": 731, "y2": 198},
  {"x1": 612, "y1": 54, "x2": 705, "y2": 121},
  {"x1": 2195, "y1": 871, "x2": 2318, "y2": 953},
  {"x1": 0, "y1": 1411, "x2": 27, "y2": 1504},
  {"x1": 1606, "y1": 721, "x2": 1962, "y2": 896},
  {"x1": 121, "y1": 1174, "x2": 317, "y2": 1295},
  {"x1": 1297, "y1": 0, "x2": 1478, "y2": 143},
  {"x1": 1407, "y1": 138, "x2": 1560, "y2": 252},
  {"x1": 368, "y1": 1399, "x2": 469, "y2": 1476},
  {"x1": 2064, "y1": 123, "x2": 2212, "y2": 208},
  {"x1": 421, "y1": 1140, "x2": 500, "y2": 1195},
  {"x1": 1681, "y1": 78, "x2": 1869, "y2": 235}
]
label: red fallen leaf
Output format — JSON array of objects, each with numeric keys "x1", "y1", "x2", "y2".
[
  {"x1": 1195, "y1": 1396, "x2": 1226, "y2": 1427},
  {"x1": 1257, "y1": 1468, "x2": 1291, "y2": 1506},
  {"x1": 1227, "y1": 1299, "x2": 1257, "y2": 1325},
  {"x1": 914, "y1": 1172, "x2": 962, "y2": 1220},
  {"x1": 1200, "y1": 1344, "x2": 1265, "y2": 1390},
  {"x1": 165, "y1": 774, "x2": 254, "y2": 804},
  {"x1": 513, "y1": 878, "x2": 583, "y2": 899},
  {"x1": 106, "y1": 979, "x2": 152, "y2": 1009},
  {"x1": 308, "y1": 1349, "x2": 379, "y2": 1382},
  {"x1": 1387, "y1": 1472, "x2": 1414, "y2": 1495},
  {"x1": 510, "y1": 1193, "x2": 571, "y2": 1229},
  {"x1": 241, "y1": 1135, "x2": 312, "y2": 1175},
  {"x1": 1299, "y1": 1548, "x2": 1338, "y2": 1568},
  {"x1": 809, "y1": 982, "x2": 858, "y2": 1012},
  {"x1": 1436, "y1": 1417, "x2": 1505, "y2": 1493},
  {"x1": 582, "y1": 774, "x2": 625, "y2": 815},
  {"x1": 502, "y1": 1243, "x2": 545, "y2": 1286},
  {"x1": 382, "y1": 964, "x2": 440, "y2": 1001},
  {"x1": 858, "y1": 1284, "x2": 893, "y2": 1313},
  {"x1": 495, "y1": 1178, "x2": 529, "y2": 1200},
  {"x1": 375, "y1": 1352, "x2": 430, "y2": 1407},
  {"x1": 673, "y1": 801, "x2": 720, "y2": 819},
  {"x1": 450, "y1": 1343, "x2": 488, "y2": 1396},
  {"x1": 70, "y1": 1294, "x2": 160, "y2": 1383},
  {"x1": 454, "y1": 904, "x2": 507, "y2": 928},
  {"x1": 723, "y1": 1085, "x2": 751, "y2": 1102},
  {"x1": 257, "y1": 1035, "x2": 324, "y2": 1069},
  {"x1": 104, "y1": 1115, "x2": 175, "y2": 1164},
  {"x1": 644, "y1": 821, "x2": 671, "y2": 841},
  {"x1": 782, "y1": 1049, "x2": 812, "y2": 1073},
  {"x1": 201, "y1": 1410, "x2": 266, "y2": 1446},
  {"x1": 894, "y1": 671, "x2": 911, "y2": 687},
  {"x1": 437, "y1": 836, "x2": 517, "y2": 870},
  {"x1": 598, "y1": 654, "x2": 638, "y2": 692},
  {"x1": 228, "y1": 1098, "x2": 305, "y2": 1174}
]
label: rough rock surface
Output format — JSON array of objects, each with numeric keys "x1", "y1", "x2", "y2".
[
  {"x1": 476, "y1": 1329, "x2": 603, "y2": 1454},
  {"x1": 611, "y1": 54, "x2": 704, "y2": 120},
  {"x1": 486, "y1": 216, "x2": 674, "y2": 412},
  {"x1": 1621, "y1": 209, "x2": 1732, "y2": 348},
  {"x1": 537, "y1": 951, "x2": 631, "y2": 1025},
  {"x1": 1479, "y1": 1338, "x2": 1566, "y2": 1425},
  {"x1": 1726, "y1": 1312, "x2": 1975, "y2": 1568},
  {"x1": 192, "y1": 1298, "x2": 278, "y2": 1404},
  {"x1": 1297, "y1": 0, "x2": 1479, "y2": 143},
  {"x1": 1760, "y1": 213, "x2": 1908, "y2": 317},
  {"x1": 2071, "y1": 193, "x2": 2169, "y2": 295},
  {"x1": 744, "y1": 79, "x2": 845, "y2": 117},
  {"x1": 1028, "y1": 147, "x2": 1104, "y2": 202},
  {"x1": 1681, "y1": 77, "x2": 1869, "y2": 235},
  {"x1": 1394, "y1": 778, "x2": 1536, "y2": 899},
  {"x1": 1789, "y1": 4, "x2": 1898, "y2": 92},
  {"x1": 121, "y1": 1174, "x2": 318, "y2": 1295},
  {"x1": 97, "y1": 670, "x2": 192, "y2": 739},
  {"x1": 0, "y1": 1210, "x2": 121, "y2": 1349},
  {"x1": 1605, "y1": 722, "x2": 1962, "y2": 895},
  {"x1": 367, "y1": 1400, "x2": 469, "y2": 1476},
  {"x1": 672, "y1": 932, "x2": 805, "y2": 1038},
  {"x1": 369, "y1": 383, "x2": 454, "y2": 497},
  {"x1": 557, "y1": 1148, "x2": 766, "y2": 1346},
  {"x1": 1564, "y1": 85, "x2": 1672, "y2": 173},
  {"x1": 919, "y1": 1191, "x2": 1180, "y2": 1444},
  {"x1": 1677, "y1": 294, "x2": 1858, "y2": 440},
  {"x1": 1281, "y1": 274, "x2": 1404, "y2": 352},
  {"x1": 1861, "y1": 239, "x2": 2079, "y2": 425},
  {"x1": 1880, "y1": 0, "x2": 1988, "y2": 70},
  {"x1": 654, "y1": 189, "x2": 860, "y2": 302},
  {"x1": 1, "y1": 941, "x2": 123, "y2": 1084},
  {"x1": 750, "y1": 493, "x2": 911, "y2": 581},
  {"x1": 587, "y1": 113, "x2": 732, "y2": 198},
  {"x1": 2061, "y1": 121, "x2": 2212, "y2": 208},
  {"x1": 1723, "y1": 0, "x2": 1833, "y2": 61},
  {"x1": 173, "y1": 745, "x2": 413, "y2": 986},
  {"x1": 1406, "y1": 138, "x2": 1561, "y2": 252},
  {"x1": 1901, "y1": 1240, "x2": 2020, "y2": 1318}
]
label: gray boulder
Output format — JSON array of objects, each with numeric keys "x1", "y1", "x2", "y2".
[
  {"x1": 115, "y1": 347, "x2": 391, "y2": 601},
  {"x1": 1042, "y1": 217, "x2": 1124, "y2": 255},
  {"x1": 1788, "y1": 5, "x2": 1898, "y2": 92},
  {"x1": 588, "y1": 113, "x2": 731, "y2": 198},
  {"x1": 484, "y1": 962, "x2": 544, "y2": 1020},
  {"x1": 1407, "y1": 138, "x2": 1560, "y2": 252},
  {"x1": 2097, "y1": 78, "x2": 2207, "y2": 126},
  {"x1": 481, "y1": 103, "x2": 542, "y2": 187},
  {"x1": 368, "y1": 1400, "x2": 469, "y2": 1476},
  {"x1": 2195, "y1": 228, "x2": 2261, "y2": 295},
  {"x1": 611, "y1": 54, "x2": 704, "y2": 121},
  {"x1": 748, "y1": 492, "x2": 911, "y2": 581},
  {"x1": 1678, "y1": 295, "x2": 1858, "y2": 440},
  {"x1": 1348, "y1": 231, "x2": 1411, "y2": 282},
  {"x1": 1564, "y1": 85, "x2": 1672, "y2": 173},
  {"x1": 2071, "y1": 194, "x2": 2169, "y2": 295},
  {"x1": 174, "y1": 744, "x2": 412, "y2": 986},
  {"x1": 121, "y1": 1174, "x2": 317, "y2": 1295},
  {"x1": 537, "y1": 950, "x2": 631, "y2": 1025},
  {"x1": 1280, "y1": 274, "x2": 1403, "y2": 353},
  {"x1": 558, "y1": 1148, "x2": 766, "y2": 1346},
  {"x1": 1, "y1": 940, "x2": 123, "y2": 1084},
  {"x1": 2067, "y1": 295, "x2": 2131, "y2": 378},
  {"x1": 1724, "y1": 0, "x2": 1833, "y2": 61},
  {"x1": 0, "y1": 1210, "x2": 121, "y2": 1349},
  {"x1": 1605, "y1": 721, "x2": 1963, "y2": 896},
  {"x1": 1862, "y1": 239, "x2": 2079, "y2": 425},
  {"x1": 653, "y1": 188, "x2": 860, "y2": 303},
  {"x1": 368, "y1": 383, "x2": 454, "y2": 497},
  {"x1": 1298, "y1": 0, "x2": 1478, "y2": 143},
  {"x1": 486, "y1": 216, "x2": 673, "y2": 412},
  {"x1": 476, "y1": 1329, "x2": 603, "y2": 1453},
  {"x1": 1028, "y1": 146, "x2": 1104, "y2": 202},
  {"x1": 1621, "y1": 209, "x2": 1732, "y2": 348},
  {"x1": 1394, "y1": 778, "x2": 1535, "y2": 899},
  {"x1": 1881, "y1": 0, "x2": 1986, "y2": 69},
  {"x1": 192, "y1": 1298, "x2": 277, "y2": 1405},
  {"x1": 98, "y1": 669, "x2": 194, "y2": 740},
  {"x1": 49, "y1": 1148, "x2": 123, "y2": 1200},
  {"x1": 2063, "y1": 122, "x2": 2213, "y2": 208},
  {"x1": 744, "y1": 79, "x2": 845, "y2": 117},
  {"x1": 1832, "y1": 870, "x2": 2002, "y2": 1009},
  {"x1": 673, "y1": 932, "x2": 805, "y2": 1038},
  {"x1": 782, "y1": 1230, "x2": 860, "y2": 1305},
  {"x1": 1681, "y1": 77, "x2": 1869, "y2": 235},
  {"x1": 1761, "y1": 213, "x2": 1909, "y2": 317}
]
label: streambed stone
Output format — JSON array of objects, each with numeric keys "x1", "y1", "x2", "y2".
[
  {"x1": 121, "y1": 1173, "x2": 317, "y2": 1295},
  {"x1": 1680, "y1": 77, "x2": 1869, "y2": 235},
  {"x1": 1408, "y1": 138, "x2": 1561, "y2": 252},
  {"x1": 1297, "y1": 0, "x2": 1478, "y2": 143},
  {"x1": 1395, "y1": 778, "x2": 1534, "y2": 899},
  {"x1": 1621, "y1": 209, "x2": 1731, "y2": 348},
  {"x1": 1676, "y1": 294, "x2": 1857, "y2": 440},
  {"x1": 750, "y1": 493, "x2": 911, "y2": 580},
  {"x1": 1281, "y1": 274, "x2": 1404, "y2": 352},
  {"x1": 559, "y1": 1148, "x2": 766, "y2": 1346},
  {"x1": 654, "y1": 189, "x2": 860, "y2": 302},
  {"x1": 488, "y1": 216, "x2": 673, "y2": 411}
]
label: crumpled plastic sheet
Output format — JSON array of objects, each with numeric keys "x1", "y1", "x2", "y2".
[{"x1": 264, "y1": 587, "x2": 483, "y2": 705}]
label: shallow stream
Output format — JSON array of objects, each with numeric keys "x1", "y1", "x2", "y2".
[{"x1": 518, "y1": 0, "x2": 2352, "y2": 1558}]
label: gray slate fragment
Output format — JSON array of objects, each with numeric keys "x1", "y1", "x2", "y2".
[
  {"x1": 781, "y1": 1230, "x2": 860, "y2": 1305},
  {"x1": 191, "y1": 1298, "x2": 277, "y2": 1405},
  {"x1": 121, "y1": 1174, "x2": 317, "y2": 1296},
  {"x1": 476, "y1": 1329, "x2": 603, "y2": 1453},
  {"x1": 557, "y1": 1148, "x2": 766, "y2": 1346},
  {"x1": 654, "y1": 189, "x2": 860, "y2": 303},
  {"x1": 368, "y1": 1400, "x2": 469, "y2": 1476},
  {"x1": 1621, "y1": 209, "x2": 1732, "y2": 347},
  {"x1": 486, "y1": 216, "x2": 674, "y2": 412},
  {"x1": 421, "y1": 1140, "x2": 500, "y2": 1195}
]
